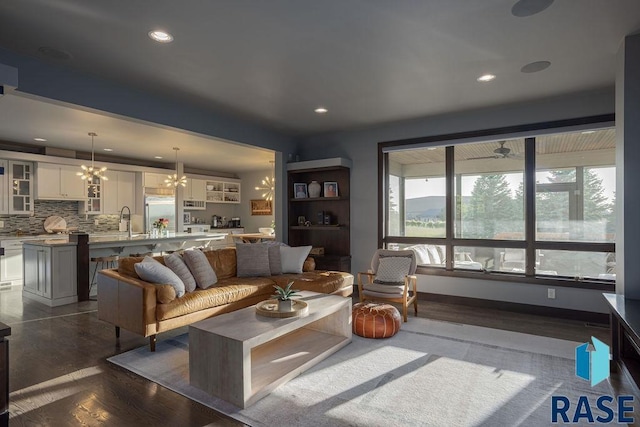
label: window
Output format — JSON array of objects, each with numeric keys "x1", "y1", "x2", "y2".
[{"x1": 382, "y1": 123, "x2": 615, "y2": 286}]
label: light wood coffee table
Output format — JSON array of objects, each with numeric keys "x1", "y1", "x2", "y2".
[{"x1": 189, "y1": 291, "x2": 352, "y2": 408}]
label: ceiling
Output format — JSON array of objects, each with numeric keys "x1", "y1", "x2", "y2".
[{"x1": 0, "y1": 1, "x2": 638, "y2": 171}]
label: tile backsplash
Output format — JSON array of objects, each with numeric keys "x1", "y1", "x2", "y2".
[{"x1": 0, "y1": 200, "x2": 120, "y2": 236}]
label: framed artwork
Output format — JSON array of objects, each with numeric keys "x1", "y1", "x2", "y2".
[
  {"x1": 294, "y1": 183, "x2": 308, "y2": 199},
  {"x1": 251, "y1": 199, "x2": 273, "y2": 215},
  {"x1": 183, "y1": 212, "x2": 191, "y2": 224},
  {"x1": 324, "y1": 181, "x2": 339, "y2": 197}
]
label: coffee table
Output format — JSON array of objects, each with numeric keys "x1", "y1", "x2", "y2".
[{"x1": 189, "y1": 291, "x2": 352, "y2": 408}]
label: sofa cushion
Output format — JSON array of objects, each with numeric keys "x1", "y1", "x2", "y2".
[
  {"x1": 164, "y1": 253, "x2": 197, "y2": 293},
  {"x1": 183, "y1": 250, "x2": 218, "y2": 289},
  {"x1": 118, "y1": 255, "x2": 166, "y2": 279},
  {"x1": 280, "y1": 245, "x2": 312, "y2": 274},
  {"x1": 134, "y1": 256, "x2": 185, "y2": 297},
  {"x1": 270, "y1": 271, "x2": 347, "y2": 294},
  {"x1": 374, "y1": 257, "x2": 412, "y2": 284},
  {"x1": 235, "y1": 243, "x2": 271, "y2": 277},
  {"x1": 156, "y1": 278, "x2": 275, "y2": 320},
  {"x1": 202, "y1": 248, "x2": 237, "y2": 279},
  {"x1": 263, "y1": 241, "x2": 288, "y2": 275}
]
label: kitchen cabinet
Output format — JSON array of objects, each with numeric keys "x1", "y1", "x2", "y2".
[
  {"x1": 0, "y1": 240, "x2": 25, "y2": 286},
  {"x1": 143, "y1": 172, "x2": 169, "y2": 188},
  {"x1": 205, "y1": 179, "x2": 241, "y2": 204},
  {"x1": 183, "y1": 178, "x2": 206, "y2": 210},
  {"x1": 23, "y1": 243, "x2": 77, "y2": 307},
  {"x1": 103, "y1": 171, "x2": 136, "y2": 214},
  {"x1": 5, "y1": 161, "x2": 34, "y2": 215},
  {"x1": 79, "y1": 175, "x2": 103, "y2": 215},
  {"x1": 37, "y1": 163, "x2": 86, "y2": 200}
]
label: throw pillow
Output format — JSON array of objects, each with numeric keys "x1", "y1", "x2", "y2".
[
  {"x1": 374, "y1": 257, "x2": 412, "y2": 284},
  {"x1": 182, "y1": 250, "x2": 218, "y2": 289},
  {"x1": 263, "y1": 241, "x2": 288, "y2": 275},
  {"x1": 280, "y1": 245, "x2": 312, "y2": 274},
  {"x1": 134, "y1": 256, "x2": 186, "y2": 297},
  {"x1": 235, "y1": 243, "x2": 271, "y2": 277},
  {"x1": 164, "y1": 253, "x2": 197, "y2": 293}
]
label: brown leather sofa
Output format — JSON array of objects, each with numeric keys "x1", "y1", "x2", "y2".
[{"x1": 97, "y1": 247, "x2": 353, "y2": 350}]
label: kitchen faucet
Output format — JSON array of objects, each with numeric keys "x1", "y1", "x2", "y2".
[{"x1": 119, "y1": 206, "x2": 132, "y2": 238}]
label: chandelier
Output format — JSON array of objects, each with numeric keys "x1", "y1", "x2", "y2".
[
  {"x1": 77, "y1": 132, "x2": 108, "y2": 181},
  {"x1": 165, "y1": 147, "x2": 187, "y2": 187},
  {"x1": 255, "y1": 161, "x2": 275, "y2": 201}
]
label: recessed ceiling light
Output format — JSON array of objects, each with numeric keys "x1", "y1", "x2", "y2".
[
  {"x1": 148, "y1": 30, "x2": 174, "y2": 43},
  {"x1": 34, "y1": 137, "x2": 47, "y2": 142},
  {"x1": 103, "y1": 148, "x2": 113, "y2": 152},
  {"x1": 314, "y1": 107, "x2": 328, "y2": 114},
  {"x1": 511, "y1": 0, "x2": 554, "y2": 17},
  {"x1": 477, "y1": 74, "x2": 496, "y2": 82},
  {"x1": 521, "y1": 60, "x2": 551, "y2": 73},
  {"x1": 154, "y1": 156, "x2": 163, "y2": 159}
]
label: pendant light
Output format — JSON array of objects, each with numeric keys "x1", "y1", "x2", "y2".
[
  {"x1": 165, "y1": 147, "x2": 187, "y2": 187},
  {"x1": 77, "y1": 132, "x2": 108, "y2": 181},
  {"x1": 255, "y1": 160, "x2": 275, "y2": 201}
]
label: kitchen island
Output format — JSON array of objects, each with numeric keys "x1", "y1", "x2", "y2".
[{"x1": 23, "y1": 232, "x2": 227, "y2": 305}]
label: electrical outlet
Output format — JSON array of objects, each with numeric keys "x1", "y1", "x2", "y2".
[
  {"x1": 94, "y1": 219, "x2": 99, "y2": 226},
  {"x1": 548, "y1": 288, "x2": 556, "y2": 299}
]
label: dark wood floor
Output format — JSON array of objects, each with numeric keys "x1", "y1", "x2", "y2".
[{"x1": 0, "y1": 285, "x2": 623, "y2": 426}]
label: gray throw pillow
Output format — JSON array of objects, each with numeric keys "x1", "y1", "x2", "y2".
[
  {"x1": 236, "y1": 243, "x2": 271, "y2": 277},
  {"x1": 164, "y1": 253, "x2": 197, "y2": 293},
  {"x1": 182, "y1": 250, "x2": 218, "y2": 289},
  {"x1": 374, "y1": 257, "x2": 412, "y2": 284},
  {"x1": 280, "y1": 245, "x2": 312, "y2": 274},
  {"x1": 263, "y1": 241, "x2": 288, "y2": 275},
  {"x1": 134, "y1": 256, "x2": 186, "y2": 297}
]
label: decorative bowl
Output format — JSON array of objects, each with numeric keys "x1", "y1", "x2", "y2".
[
  {"x1": 259, "y1": 227, "x2": 274, "y2": 235},
  {"x1": 206, "y1": 184, "x2": 214, "y2": 191}
]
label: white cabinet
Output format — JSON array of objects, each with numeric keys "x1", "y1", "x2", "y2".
[
  {"x1": 79, "y1": 176, "x2": 103, "y2": 215},
  {"x1": 6, "y1": 161, "x2": 34, "y2": 214},
  {"x1": 205, "y1": 179, "x2": 241, "y2": 204},
  {"x1": 0, "y1": 160, "x2": 7, "y2": 214},
  {"x1": 143, "y1": 172, "x2": 169, "y2": 188},
  {"x1": 23, "y1": 244, "x2": 77, "y2": 307},
  {"x1": 0, "y1": 240, "x2": 26, "y2": 286},
  {"x1": 37, "y1": 163, "x2": 86, "y2": 200},
  {"x1": 183, "y1": 178, "x2": 206, "y2": 210},
  {"x1": 103, "y1": 171, "x2": 136, "y2": 214}
]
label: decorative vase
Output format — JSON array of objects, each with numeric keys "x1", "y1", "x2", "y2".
[
  {"x1": 151, "y1": 228, "x2": 159, "y2": 238},
  {"x1": 308, "y1": 180, "x2": 321, "y2": 198},
  {"x1": 278, "y1": 299, "x2": 293, "y2": 312}
]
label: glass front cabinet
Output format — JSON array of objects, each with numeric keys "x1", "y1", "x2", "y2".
[{"x1": 9, "y1": 161, "x2": 34, "y2": 215}]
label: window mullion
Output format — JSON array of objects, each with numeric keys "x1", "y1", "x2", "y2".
[
  {"x1": 445, "y1": 146, "x2": 454, "y2": 269},
  {"x1": 525, "y1": 137, "x2": 536, "y2": 276}
]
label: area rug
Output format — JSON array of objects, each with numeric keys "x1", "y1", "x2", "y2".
[{"x1": 108, "y1": 318, "x2": 621, "y2": 426}]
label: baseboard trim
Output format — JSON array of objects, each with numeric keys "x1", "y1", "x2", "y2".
[{"x1": 418, "y1": 292, "x2": 610, "y2": 325}]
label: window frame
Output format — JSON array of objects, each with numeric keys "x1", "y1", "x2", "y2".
[{"x1": 379, "y1": 114, "x2": 615, "y2": 290}]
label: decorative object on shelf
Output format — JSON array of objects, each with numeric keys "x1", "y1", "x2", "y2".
[
  {"x1": 298, "y1": 215, "x2": 306, "y2": 226},
  {"x1": 250, "y1": 199, "x2": 272, "y2": 215},
  {"x1": 317, "y1": 211, "x2": 325, "y2": 225},
  {"x1": 310, "y1": 247, "x2": 325, "y2": 255},
  {"x1": 272, "y1": 281, "x2": 301, "y2": 312},
  {"x1": 324, "y1": 181, "x2": 338, "y2": 197},
  {"x1": 308, "y1": 180, "x2": 321, "y2": 198},
  {"x1": 77, "y1": 132, "x2": 108, "y2": 181},
  {"x1": 324, "y1": 212, "x2": 331, "y2": 225},
  {"x1": 183, "y1": 212, "x2": 191, "y2": 224},
  {"x1": 294, "y1": 183, "x2": 308, "y2": 199},
  {"x1": 255, "y1": 160, "x2": 275, "y2": 201},
  {"x1": 206, "y1": 184, "x2": 214, "y2": 191},
  {"x1": 165, "y1": 147, "x2": 187, "y2": 187}
]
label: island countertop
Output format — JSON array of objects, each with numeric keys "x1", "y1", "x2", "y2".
[{"x1": 22, "y1": 232, "x2": 227, "y2": 248}]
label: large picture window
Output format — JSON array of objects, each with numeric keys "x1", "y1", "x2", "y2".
[{"x1": 382, "y1": 123, "x2": 615, "y2": 287}]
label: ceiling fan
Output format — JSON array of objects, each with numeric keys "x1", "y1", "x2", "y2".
[{"x1": 468, "y1": 141, "x2": 521, "y2": 160}]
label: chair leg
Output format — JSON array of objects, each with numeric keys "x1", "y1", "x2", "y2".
[
  {"x1": 402, "y1": 304, "x2": 408, "y2": 322},
  {"x1": 89, "y1": 261, "x2": 100, "y2": 297},
  {"x1": 414, "y1": 297, "x2": 418, "y2": 315},
  {"x1": 149, "y1": 335, "x2": 157, "y2": 352},
  {"x1": 115, "y1": 326, "x2": 120, "y2": 338}
]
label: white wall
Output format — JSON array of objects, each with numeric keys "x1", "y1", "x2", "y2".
[
  {"x1": 297, "y1": 88, "x2": 615, "y2": 314},
  {"x1": 236, "y1": 169, "x2": 276, "y2": 233}
]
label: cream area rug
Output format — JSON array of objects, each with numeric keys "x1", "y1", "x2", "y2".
[{"x1": 108, "y1": 318, "x2": 624, "y2": 427}]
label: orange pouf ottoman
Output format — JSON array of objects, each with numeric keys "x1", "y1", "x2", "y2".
[{"x1": 352, "y1": 302, "x2": 401, "y2": 338}]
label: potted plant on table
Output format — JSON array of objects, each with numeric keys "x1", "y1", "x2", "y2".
[{"x1": 272, "y1": 281, "x2": 300, "y2": 312}]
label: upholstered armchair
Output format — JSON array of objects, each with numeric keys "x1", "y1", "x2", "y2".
[{"x1": 357, "y1": 249, "x2": 418, "y2": 322}]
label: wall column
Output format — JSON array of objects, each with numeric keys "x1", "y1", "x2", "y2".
[{"x1": 616, "y1": 32, "x2": 640, "y2": 299}]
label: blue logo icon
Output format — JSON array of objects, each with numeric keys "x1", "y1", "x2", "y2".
[{"x1": 576, "y1": 337, "x2": 610, "y2": 386}]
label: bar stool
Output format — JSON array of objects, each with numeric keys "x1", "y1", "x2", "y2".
[
  {"x1": 129, "y1": 252, "x2": 154, "y2": 257},
  {"x1": 89, "y1": 255, "x2": 119, "y2": 298}
]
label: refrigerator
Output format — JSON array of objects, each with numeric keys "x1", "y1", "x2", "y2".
[{"x1": 144, "y1": 194, "x2": 176, "y2": 233}]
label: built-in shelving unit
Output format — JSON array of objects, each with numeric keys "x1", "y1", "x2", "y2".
[
  {"x1": 205, "y1": 180, "x2": 241, "y2": 204},
  {"x1": 287, "y1": 158, "x2": 351, "y2": 272}
]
